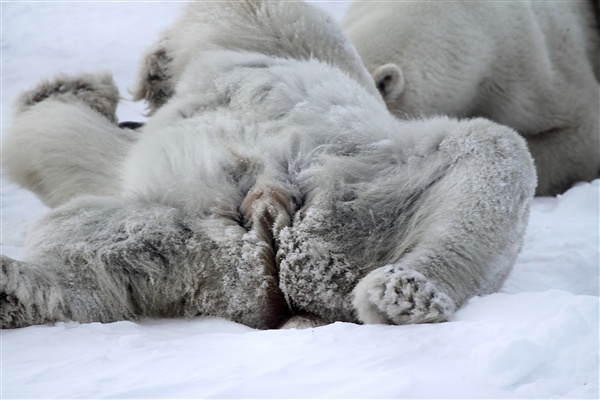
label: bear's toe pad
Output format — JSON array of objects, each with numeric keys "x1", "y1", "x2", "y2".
[{"x1": 353, "y1": 266, "x2": 456, "y2": 325}]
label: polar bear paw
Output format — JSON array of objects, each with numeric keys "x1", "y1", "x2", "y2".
[
  {"x1": 0, "y1": 256, "x2": 65, "y2": 329},
  {"x1": 16, "y1": 71, "x2": 120, "y2": 122},
  {"x1": 352, "y1": 266, "x2": 456, "y2": 325}
]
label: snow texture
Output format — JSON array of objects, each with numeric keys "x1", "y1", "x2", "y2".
[{"x1": 1, "y1": 2, "x2": 598, "y2": 398}]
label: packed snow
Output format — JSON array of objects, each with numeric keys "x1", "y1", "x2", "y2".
[{"x1": 1, "y1": 1, "x2": 598, "y2": 398}]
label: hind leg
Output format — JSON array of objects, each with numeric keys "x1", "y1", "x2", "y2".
[
  {"x1": 1, "y1": 192, "x2": 293, "y2": 330},
  {"x1": 353, "y1": 120, "x2": 536, "y2": 324},
  {"x1": 1, "y1": 197, "x2": 185, "y2": 328},
  {"x1": 2, "y1": 72, "x2": 138, "y2": 208},
  {"x1": 279, "y1": 118, "x2": 536, "y2": 325}
]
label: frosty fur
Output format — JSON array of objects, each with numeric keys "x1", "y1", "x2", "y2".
[
  {"x1": 1, "y1": 0, "x2": 536, "y2": 329},
  {"x1": 343, "y1": 0, "x2": 600, "y2": 196},
  {"x1": 2, "y1": 73, "x2": 137, "y2": 208},
  {"x1": 132, "y1": 0, "x2": 378, "y2": 114}
]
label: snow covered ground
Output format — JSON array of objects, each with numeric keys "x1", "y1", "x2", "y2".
[{"x1": 1, "y1": 2, "x2": 598, "y2": 398}]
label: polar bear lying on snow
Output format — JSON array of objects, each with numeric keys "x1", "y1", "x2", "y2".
[
  {"x1": 1, "y1": 0, "x2": 536, "y2": 329},
  {"x1": 342, "y1": 0, "x2": 600, "y2": 197}
]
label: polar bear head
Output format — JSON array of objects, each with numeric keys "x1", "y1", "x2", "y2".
[
  {"x1": 342, "y1": 2, "x2": 495, "y2": 119},
  {"x1": 134, "y1": 0, "x2": 379, "y2": 113}
]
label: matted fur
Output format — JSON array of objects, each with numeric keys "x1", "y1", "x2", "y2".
[{"x1": 1, "y1": 0, "x2": 536, "y2": 330}]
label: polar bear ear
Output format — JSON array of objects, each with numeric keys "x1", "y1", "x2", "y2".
[{"x1": 372, "y1": 63, "x2": 404, "y2": 102}]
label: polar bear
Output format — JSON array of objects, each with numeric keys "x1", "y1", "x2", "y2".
[
  {"x1": 1, "y1": 0, "x2": 536, "y2": 330},
  {"x1": 343, "y1": 0, "x2": 600, "y2": 197}
]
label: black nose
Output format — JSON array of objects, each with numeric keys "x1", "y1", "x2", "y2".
[{"x1": 118, "y1": 121, "x2": 145, "y2": 130}]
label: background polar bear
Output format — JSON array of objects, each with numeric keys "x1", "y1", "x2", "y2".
[
  {"x1": 343, "y1": 0, "x2": 600, "y2": 197},
  {"x1": 1, "y1": 0, "x2": 536, "y2": 330}
]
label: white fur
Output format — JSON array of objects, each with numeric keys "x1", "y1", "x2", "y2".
[
  {"x1": 133, "y1": 0, "x2": 379, "y2": 113},
  {"x1": 1, "y1": 0, "x2": 536, "y2": 330},
  {"x1": 2, "y1": 73, "x2": 137, "y2": 207},
  {"x1": 343, "y1": 0, "x2": 600, "y2": 196}
]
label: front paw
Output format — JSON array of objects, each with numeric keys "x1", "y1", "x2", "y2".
[
  {"x1": 16, "y1": 72, "x2": 120, "y2": 122},
  {"x1": 352, "y1": 266, "x2": 456, "y2": 325},
  {"x1": 1, "y1": 256, "x2": 65, "y2": 329}
]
